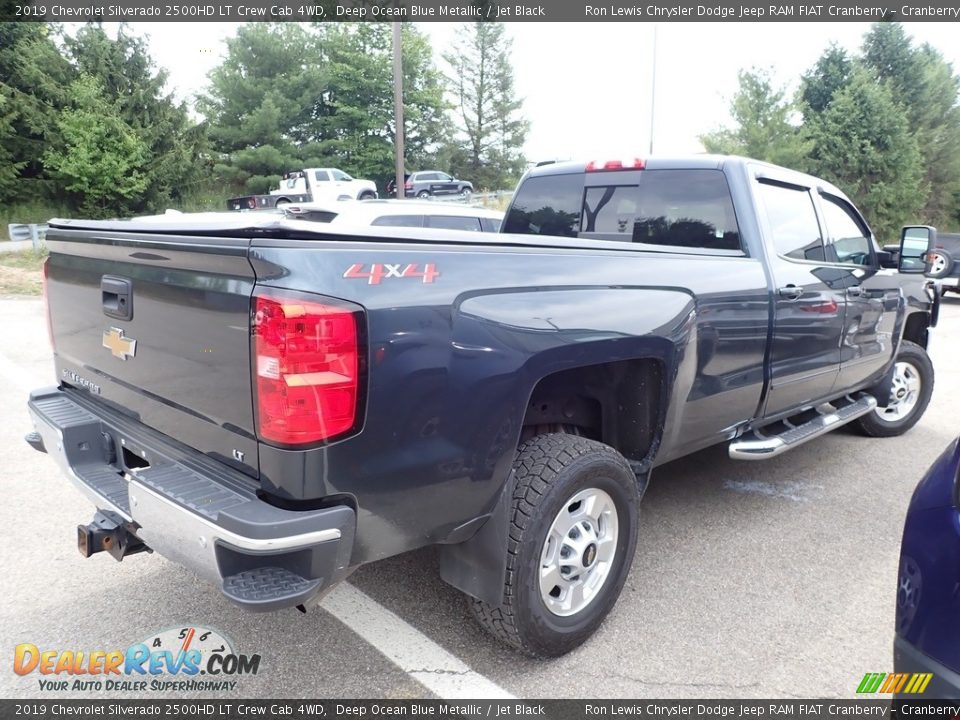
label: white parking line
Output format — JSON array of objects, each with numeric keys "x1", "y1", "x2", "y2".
[
  {"x1": 323, "y1": 583, "x2": 514, "y2": 700},
  {"x1": 0, "y1": 341, "x2": 513, "y2": 701}
]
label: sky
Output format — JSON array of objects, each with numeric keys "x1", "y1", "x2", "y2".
[{"x1": 120, "y1": 21, "x2": 960, "y2": 163}]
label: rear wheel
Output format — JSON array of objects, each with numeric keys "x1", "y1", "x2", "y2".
[
  {"x1": 854, "y1": 341, "x2": 934, "y2": 437},
  {"x1": 417, "y1": 190, "x2": 430, "y2": 199},
  {"x1": 468, "y1": 433, "x2": 639, "y2": 658}
]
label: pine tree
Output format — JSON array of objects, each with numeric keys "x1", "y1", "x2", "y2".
[
  {"x1": 43, "y1": 75, "x2": 148, "y2": 217},
  {"x1": 442, "y1": 22, "x2": 528, "y2": 190},
  {"x1": 700, "y1": 68, "x2": 811, "y2": 169}
]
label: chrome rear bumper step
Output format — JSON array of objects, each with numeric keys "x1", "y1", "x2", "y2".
[{"x1": 729, "y1": 393, "x2": 878, "y2": 461}]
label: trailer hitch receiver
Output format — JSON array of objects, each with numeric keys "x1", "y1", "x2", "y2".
[{"x1": 77, "y1": 510, "x2": 149, "y2": 562}]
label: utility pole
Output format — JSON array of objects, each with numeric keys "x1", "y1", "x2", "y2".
[
  {"x1": 392, "y1": 22, "x2": 405, "y2": 199},
  {"x1": 649, "y1": 24, "x2": 657, "y2": 156}
]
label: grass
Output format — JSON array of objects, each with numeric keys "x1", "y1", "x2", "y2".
[{"x1": 0, "y1": 248, "x2": 47, "y2": 295}]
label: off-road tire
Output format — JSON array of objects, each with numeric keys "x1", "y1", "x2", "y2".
[
  {"x1": 468, "y1": 433, "x2": 639, "y2": 657},
  {"x1": 854, "y1": 340, "x2": 934, "y2": 437}
]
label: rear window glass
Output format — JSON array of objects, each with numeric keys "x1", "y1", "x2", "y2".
[
  {"x1": 504, "y1": 169, "x2": 741, "y2": 251},
  {"x1": 289, "y1": 209, "x2": 337, "y2": 223},
  {"x1": 427, "y1": 215, "x2": 482, "y2": 232},
  {"x1": 371, "y1": 214, "x2": 424, "y2": 228},
  {"x1": 502, "y1": 173, "x2": 581, "y2": 237}
]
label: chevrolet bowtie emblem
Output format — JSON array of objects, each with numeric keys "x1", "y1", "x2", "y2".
[{"x1": 102, "y1": 327, "x2": 137, "y2": 361}]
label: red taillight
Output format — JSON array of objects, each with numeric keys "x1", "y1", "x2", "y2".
[
  {"x1": 585, "y1": 158, "x2": 646, "y2": 172},
  {"x1": 404, "y1": 181, "x2": 413, "y2": 190},
  {"x1": 42, "y1": 258, "x2": 53, "y2": 350},
  {"x1": 253, "y1": 292, "x2": 362, "y2": 445}
]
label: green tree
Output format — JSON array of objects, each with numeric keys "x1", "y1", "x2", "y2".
[
  {"x1": 860, "y1": 23, "x2": 960, "y2": 228},
  {"x1": 800, "y1": 44, "x2": 853, "y2": 116},
  {"x1": 0, "y1": 93, "x2": 23, "y2": 199},
  {"x1": 64, "y1": 23, "x2": 206, "y2": 210},
  {"x1": 442, "y1": 22, "x2": 528, "y2": 190},
  {"x1": 315, "y1": 23, "x2": 448, "y2": 185},
  {"x1": 43, "y1": 75, "x2": 148, "y2": 217},
  {"x1": 200, "y1": 23, "x2": 448, "y2": 192},
  {"x1": 0, "y1": 22, "x2": 74, "y2": 202},
  {"x1": 805, "y1": 67, "x2": 925, "y2": 241},
  {"x1": 700, "y1": 68, "x2": 811, "y2": 169}
]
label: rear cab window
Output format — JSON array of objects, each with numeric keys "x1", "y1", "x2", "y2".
[
  {"x1": 427, "y1": 215, "x2": 483, "y2": 232},
  {"x1": 371, "y1": 214, "x2": 424, "y2": 228},
  {"x1": 503, "y1": 168, "x2": 742, "y2": 252}
]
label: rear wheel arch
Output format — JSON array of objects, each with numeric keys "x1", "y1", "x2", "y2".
[
  {"x1": 521, "y1": 358, "x2": 665, "y2": 466},
  {"x1": 438, "y1": 357, "x2": 664, "y2": 611}
]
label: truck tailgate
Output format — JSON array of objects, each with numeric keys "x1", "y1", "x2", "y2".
[{"x1": 45, "y1": 226, "x2": 259, "y2": 477}]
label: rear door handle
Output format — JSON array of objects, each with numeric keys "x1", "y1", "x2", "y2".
[{"x1": 777, "y1": 285, "x2": 804, "y2": 300}]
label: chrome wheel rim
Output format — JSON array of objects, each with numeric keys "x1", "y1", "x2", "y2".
[
  {"x1": 874, "y1": 361, "x2": 922, "y2": 422},
  {"x1": 539, "y1": 487, "x2": 619, "y2": 617},
  {"x1": 931, "y1": 253, "x2": 948, "y2": 276}
]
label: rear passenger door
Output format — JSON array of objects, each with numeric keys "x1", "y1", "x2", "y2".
[
  {"x1": 419, "y1": 173, "x2": 439, "y2": 194},
  {"x1": 435, "y1": 173, "x2": 458, "y2": 195},
  {"x1": 311, "y1": 170, "x2": 333, "y2": 199},
  {"x1": 755, "y1": 178, "x2": 846, "y2": 417}
]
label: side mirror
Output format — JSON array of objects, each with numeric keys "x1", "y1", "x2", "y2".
[{"x1": 899, "y1": 225, "x2": 937, "y2": 274}]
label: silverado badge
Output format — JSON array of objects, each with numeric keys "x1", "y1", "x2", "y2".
[{"x1": 102, "y1": 327, "x2": 137, "y2": 361}]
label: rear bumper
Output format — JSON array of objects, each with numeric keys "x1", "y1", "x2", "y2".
[
  {"x1": 27, "y1": 387, "x2": 355, "y2": 612},
  {"x1": 895, "y1": 635, "x2": 960, "y2": 699}
]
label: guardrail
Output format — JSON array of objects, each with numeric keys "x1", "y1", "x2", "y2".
[{"x1": 6, "y1": 223, "x2": 48, "y2": 249}]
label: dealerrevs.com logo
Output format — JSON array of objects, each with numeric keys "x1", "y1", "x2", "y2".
[{"x1": 14, "y1": 626, "x2": 261, "y2": 692}]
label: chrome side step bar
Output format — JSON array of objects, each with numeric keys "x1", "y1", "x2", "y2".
[{"x1": 729, "y1": 394, "x2": 878, "y2": 461}]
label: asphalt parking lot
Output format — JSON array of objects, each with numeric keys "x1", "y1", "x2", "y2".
[{"x1": 2, "y1": 294, "x2": 958, "y2": 700}]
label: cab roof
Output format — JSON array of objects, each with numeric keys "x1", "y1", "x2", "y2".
[{"x1": 526, "y1": 154, "x2": 850, "y2": 201}]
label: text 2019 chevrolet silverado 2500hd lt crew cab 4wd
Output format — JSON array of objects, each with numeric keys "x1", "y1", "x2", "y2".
[{"x1": 27, "y1": 156, "x2": 939, "y2": 657}]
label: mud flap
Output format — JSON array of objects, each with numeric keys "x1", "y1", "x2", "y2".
[{"x1": 438, "y1": 474, "x2": 516, "y2": 608}]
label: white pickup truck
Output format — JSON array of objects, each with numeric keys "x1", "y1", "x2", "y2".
[{"x1": 227, "y1": 168, "x2": 378, "y2": 211}]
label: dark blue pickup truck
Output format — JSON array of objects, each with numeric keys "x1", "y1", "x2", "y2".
[{"x1": 27, "y1": 156, "x2": 939, "y2": 657}]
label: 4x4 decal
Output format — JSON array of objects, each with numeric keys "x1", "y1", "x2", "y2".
[{"x1": 343, "y1": 263, "x2": 439, "y2": 285}]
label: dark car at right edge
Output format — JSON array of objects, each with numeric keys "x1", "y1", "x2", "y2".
[{"x1": 896, "y1": 438, "x2": 960, "y2": 699}]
